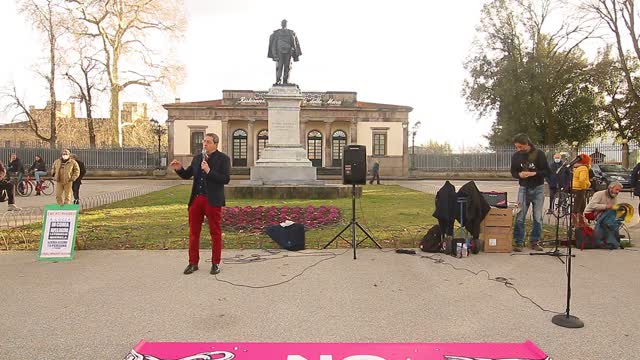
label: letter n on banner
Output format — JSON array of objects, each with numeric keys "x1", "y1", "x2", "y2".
[{"x1": 37, "y1": 204, "x2": 80, "y2": 261}]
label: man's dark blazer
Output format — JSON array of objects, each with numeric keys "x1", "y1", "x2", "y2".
[{"x1": 176, "y1": 151, "x2": 231, "y2": 208}]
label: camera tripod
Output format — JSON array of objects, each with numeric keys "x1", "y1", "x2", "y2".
[{"x1": 322, "y1": 184, "x2": 381, "y2": 259}]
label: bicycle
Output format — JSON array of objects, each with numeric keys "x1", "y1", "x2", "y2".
[
  {"x1": 7, "y1": 173, "x2": 29, "y2": 197},
  {"x1": 18, "y1": 174, "x2": 55, "y2": 197}
]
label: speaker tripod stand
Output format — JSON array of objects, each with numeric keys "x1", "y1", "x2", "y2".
[{"x1": 323, "y1": 184, "x2": 381, "y2": 259}]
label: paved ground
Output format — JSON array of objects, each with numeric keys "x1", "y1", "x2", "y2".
[
  {"x1": 0, "y1": 179, "x2": 176, "y2": 215},
  {"x1": 1, "y1": 179, "x2": 639, "y2": 359}
]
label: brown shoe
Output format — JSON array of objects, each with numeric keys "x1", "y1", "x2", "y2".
[
  {"x1": 530, "y1": 243, "x2": 544, "y2": 251},
  {"x1": 512, "y1": 245, "x2": 523, "y2": 252}
]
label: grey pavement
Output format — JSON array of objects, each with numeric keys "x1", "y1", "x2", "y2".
[
  {"x1": 1, "y1": 179, "x2": 639, "y2": 359},
  {"x1": 0, "y1": 179, "x2": 177, "y2": 215}
]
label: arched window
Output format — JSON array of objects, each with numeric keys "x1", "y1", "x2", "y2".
[
  {"x1": 232, "y1": 129, "x2": 248, "y2": 167},
  {"x1": 307, "y1": 130, "x2": 323, "y2": 167},
  {"x1": 257, "y1": 129, "x2": 268, "y2": 159},
  {"x1": 331, "y1": 130, "x2": 347, "y2": 167}
]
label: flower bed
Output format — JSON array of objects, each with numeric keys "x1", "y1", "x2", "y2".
[{"x1": 222, "y1": 205, "x2": 342, "y2": 232}]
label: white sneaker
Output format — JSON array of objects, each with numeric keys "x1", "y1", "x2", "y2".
[{"x1": 7, "y1": 204, "x2": 21, "y2": 211}]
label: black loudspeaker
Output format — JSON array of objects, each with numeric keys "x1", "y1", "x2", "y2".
[{"x1": 343, "y1": 145, "x2": 367, "y2": 185}]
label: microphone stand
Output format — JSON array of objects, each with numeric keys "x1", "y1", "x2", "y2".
[
  {"x1": 552, "y1": 163, "x2": 584, "y2": 328},
  {"x1": 531, "y1": 163, "x2": 567, "y2": 262}
]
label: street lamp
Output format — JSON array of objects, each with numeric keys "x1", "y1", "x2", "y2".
[
  {"x1": 411, "y1": 121, "x2": 421, "y2": 170},
  {"x1": 150, "y1": 118, "x2": 167, "y2": 169}
]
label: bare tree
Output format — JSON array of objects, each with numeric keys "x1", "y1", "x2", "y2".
[
  {"x1": 66, "y1": 0, "x2": 187, "y2": 147},
  {"x1": 583, "y1": 0, "x2": 640, "y2": 103},
  {"x1": 16, "y1": 0, "x2": 70, "y2": 147},
  {"x1": 64, "y1": 43, "x2": 105, "y2": 148}
]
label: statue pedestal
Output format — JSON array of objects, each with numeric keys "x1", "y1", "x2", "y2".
[{"x1": 250, "y1": 85, "x2": 319, "y2": 185}]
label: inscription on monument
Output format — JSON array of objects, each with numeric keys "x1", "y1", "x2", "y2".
[{"x1": 238, "y1": 92, "x2": 343, "y2": 106}]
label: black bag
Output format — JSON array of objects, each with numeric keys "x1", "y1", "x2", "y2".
[
  {"x1": 0, "y1": 189, "x2": 6, "y2": 203},
  {"x1": 420, "y1": 225, "x2": 442, "y2": 253},
  {"x1": 265, "y1": 223, "x2": 305, "y2": 251}
]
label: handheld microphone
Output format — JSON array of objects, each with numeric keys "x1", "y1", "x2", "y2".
[
  {"x1": 565, "y1": 155, "x2": 582, "y2": 168},
  {"x1": 201, "y1": 146, "x2": 208, "y2": 161}
]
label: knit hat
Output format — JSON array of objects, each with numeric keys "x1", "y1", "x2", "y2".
[{"x1": 578, "y1": 153, "x2": 591, "y2": 165}]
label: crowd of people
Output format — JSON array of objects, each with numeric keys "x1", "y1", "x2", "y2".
[
  {"x1": 0, "y1": 150, "x2": 87, "y2": 211},
  {"x1": 511, "y1": 133, "x2": 640, "y2": 251}
]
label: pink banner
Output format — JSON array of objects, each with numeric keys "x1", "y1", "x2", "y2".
[{"x1": 125, "y1": 341, "x2": 550, "y2": 360}]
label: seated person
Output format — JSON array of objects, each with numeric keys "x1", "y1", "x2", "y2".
[
  {"x1": 593, "y1": 204, "x2": 629, "y2": 249},
  {"x1": 584, "y1": 181, "x2": 622, "y2": 221}
]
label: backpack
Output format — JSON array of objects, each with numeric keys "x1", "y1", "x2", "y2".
[{"x1": 420, "y1": 225, "x2": 442, "y2": 253}]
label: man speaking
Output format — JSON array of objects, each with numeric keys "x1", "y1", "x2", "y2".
[{"x1": 170, "y1": 133, "x2": 231, "y2": 275}]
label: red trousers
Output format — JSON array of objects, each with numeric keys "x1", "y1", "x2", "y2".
[{"x1": 188, "y1": 195, "x2": 222, "y2": 265}]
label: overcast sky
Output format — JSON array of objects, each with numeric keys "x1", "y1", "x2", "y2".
[{"x1": 0, "y1": 0, "x2": 490, "y2": 149}]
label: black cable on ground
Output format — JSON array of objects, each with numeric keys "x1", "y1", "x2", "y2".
[
  {"x1": 206, "y1": 249, "x2": 350, "y2": 289},
  {"x1": 418, "y1": 253, "x2": 562, "y2": 315}
]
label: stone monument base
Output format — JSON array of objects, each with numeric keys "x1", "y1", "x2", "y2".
[{"x1": 249, "y1": 166, "x2": 320, "y2": 185}]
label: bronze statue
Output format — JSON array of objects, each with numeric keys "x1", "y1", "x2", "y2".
[{"x1": 268, "y1": 19, "x2": 302, "y2": 85}]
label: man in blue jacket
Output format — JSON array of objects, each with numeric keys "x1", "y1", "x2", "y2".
[
  {"x1": 546, "y1": 153, "x2": 564, "y2": 214},
  {"x1": 170, "y1": 133, "x2": 231, "y2": 275}
]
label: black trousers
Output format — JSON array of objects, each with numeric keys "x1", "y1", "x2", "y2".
[
  {"x1": 0, "y1": 180, "x2": 16, "y2": 204},
  {"x1": 72, "y1": 181, "x2": 81, "y2": 202}
]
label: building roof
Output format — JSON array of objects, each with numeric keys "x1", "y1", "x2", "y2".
[
  {"x1": 163, "y1": 98, "x2": 412, "y2": 111},
  {"x1": 0, "y1": 121, "x2": 30, "y2": 129}
]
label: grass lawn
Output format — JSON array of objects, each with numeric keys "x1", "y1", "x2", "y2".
[{"x1": 2, "y1": 185, "x2": 440, "y2": 251}]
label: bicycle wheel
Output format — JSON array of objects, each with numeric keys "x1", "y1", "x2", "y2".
[
  {"x1": 42, "y1": 179, "x2": 55, "y2": 196},
  {"x1": 17, "y1": 181, "x2": 33, "y2": 197}
]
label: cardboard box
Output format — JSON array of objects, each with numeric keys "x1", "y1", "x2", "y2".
[
  {"x1": 482, "y1": 208, "x2": 514, "y2": 228},
  {"x1": 483, "y1": 226, "x2": 513, "y2": 253}
]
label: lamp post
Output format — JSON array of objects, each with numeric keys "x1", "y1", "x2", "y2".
[
  {"x1": 150, "y1": 118, "x2": 167, "y2": 169},
  {"x1": 411, "y1": 121, "x2": 421, "y2": 170}
]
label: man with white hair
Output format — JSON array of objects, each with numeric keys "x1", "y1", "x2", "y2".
[{"x1": 584, "y1": 181, "x2": 623, "y2": 221}]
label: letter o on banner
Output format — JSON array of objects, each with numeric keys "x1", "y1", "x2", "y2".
[{"x1": 344, "y1": 356, "x2": 386, "y2": 360}]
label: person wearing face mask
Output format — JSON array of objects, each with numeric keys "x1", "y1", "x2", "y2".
[
  {"x1": 546, "y1": 153, "x2": 564, "y2": 214},
  {"x1": 50, "y1": 149, "x2": 80, "y2": 205},
  {"x1": 584, "y1": 182, "x2": 623, "y2": 221},
  {"x1": 510, "y1": 133, "x2": 550, "y2": 252}
]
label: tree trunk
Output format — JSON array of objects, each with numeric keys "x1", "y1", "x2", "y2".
[
  {"x1": 84, "y1": 70, "x2": 96, "y2": 149},
  {"x1": 87, "y1": 106, "x2": 96, "y2": 149},
  {"x1": 110, "y1": 48, "x2": 121, "y2": 146},
  {"x1": 48, "y1": 6, "x2": 57, "y2": 149}
]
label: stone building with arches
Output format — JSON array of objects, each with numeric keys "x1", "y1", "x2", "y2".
[{"x1": 163, "y1": 90, "x2": 412, "y2": 177}]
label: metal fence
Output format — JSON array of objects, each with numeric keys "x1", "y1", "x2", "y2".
[
  {"x1": 0, "y1": 146, "x2": 167, "y2": 169},
  {"x1": 411, "y1": 142, "x2": 640, "y2": 172}
]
